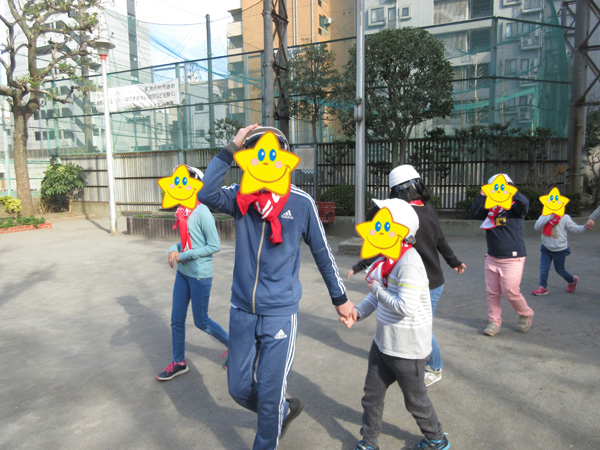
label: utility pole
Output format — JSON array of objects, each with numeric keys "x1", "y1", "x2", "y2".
[
  {"x1": 355, "y1": 0, "x2": 366, "y2": 225},
  {"x1": 263, "y1": 1, "x2": 275, "y2": 126},
  {"x1": 206, "y1": 14, "x2": 216, "y2": 148},
  {"x1": 274, "y1": 0, "x2": 289, "y2": 139},
  {"x1": 567, "y1": 0, "x2": 590, "y2": 194}
]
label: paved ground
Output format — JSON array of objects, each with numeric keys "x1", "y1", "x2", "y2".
[{"x1": 1, "y1": 216, "x2": 599, "y2": 450}]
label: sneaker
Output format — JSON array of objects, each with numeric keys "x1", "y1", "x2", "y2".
[
  {"x1": 483, "y1": 322, "x2": 500, "y2": 336},
  {"x1": 518, "y1": 314, "x2": 533, "y2": 333},
  {"x1": 532, "y1": 286, "x2": 548, "y2": 296},
  {"x1": 567, "y1": 276, "x2": 578, "y2": 293},
  {"x1": 424, "y1": 367, "x2": 442, "y2": 387},
  {"x1": 221, "y1": 350, "x2": 228, "y2": 370},
  {"x1": 411, "y1": 435, "x2": 450, "y2": 449},
  {"x1": 280, "y1": 398, "x2": 303, "y2": 439},
  {"x1": 156, "y1": 360, "x2": 189, "y2": 381},
  {"x1": 355, "y1": 440, "x2": 379, "y2": 450}
]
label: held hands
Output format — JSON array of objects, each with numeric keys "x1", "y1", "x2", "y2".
[
  {"x1": 336, "y1": 300, "x2": 358, "y2": 329},
  {"x1": 168, "y1": 251, "x2": 180, "y2": 268},
  {"x1": 454, "y1": 263, "x2": 467, "y2": 274}
]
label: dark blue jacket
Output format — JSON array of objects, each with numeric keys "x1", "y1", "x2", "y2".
[
  {"x1": 198, "y1": 144, "x2": 347, "y2": 315},
  {"x1": 469, "y1": 192, "x2": 529, "y2": 258}
]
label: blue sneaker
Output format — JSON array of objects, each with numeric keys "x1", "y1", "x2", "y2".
[
  {"x1": 411, "y1": 435, "x2": 450, "y2": 449},
  {"x1": 355, "y1": 440, "x2": 379, "y2": 450}
]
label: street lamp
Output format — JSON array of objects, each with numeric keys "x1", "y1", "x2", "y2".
[{"x1": 90, "y1": 39, "x2": 117, "y2": 234}]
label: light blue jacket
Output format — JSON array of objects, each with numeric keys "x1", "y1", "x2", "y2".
[{"x1": 169, "y1": 204, "x2": 220, "y2": 279}]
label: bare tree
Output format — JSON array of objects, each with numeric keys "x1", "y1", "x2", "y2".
[{"x1": 0, "y1": 0, "x2": 104, "y2": 215}]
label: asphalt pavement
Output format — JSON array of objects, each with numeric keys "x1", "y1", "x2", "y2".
[{"x1": 1, "y1": 216, "x2": 599, "y2": 449}]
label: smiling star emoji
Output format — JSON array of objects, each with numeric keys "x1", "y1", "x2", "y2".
[
  {"x1": 355, "y1": 207, "x2": 410, "y2": 260},
  {"x1": 539, "y1": 187, "x2": 569, "y2": 216},
  {"x1": 234, "y1": 131, "x2": 300, "y2": 196},
  {"x1": 157, "y1": 165, "x2": 204, "y2": 209},
  {"x1": 481, "y1": 174, "x2": 518, "y2": 209}
]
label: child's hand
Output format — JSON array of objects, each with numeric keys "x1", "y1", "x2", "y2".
[
  {"x1": 347, "y1": 268, "x2": 355, "y2": 280},
  {"x1": 585, "y1": 218, "x2": 594, "y2": 230},
  {"x1": 454, "y1": 263, "x2": 467, "y2": 274}
]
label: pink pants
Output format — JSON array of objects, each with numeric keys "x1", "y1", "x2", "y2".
[{"x1": 484, "y1": 255, "x2": 534, "y2": 326}]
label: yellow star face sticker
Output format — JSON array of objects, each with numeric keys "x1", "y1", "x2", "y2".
[
  {"x1": 481, "y1": 174, "x2": 518, "y2": 210},
  {"x1": 157, "y1": 165, "x2": 203, "y2": 209},
  {"x1": 233, "y1": 132, "x2": 300, "y2": 196},
  {"x1": 355, "y1": 207, "x2": 410, "y2": 260},
  {"x1": 539, "y1": 187, "x2": 569, "y2": 216}
]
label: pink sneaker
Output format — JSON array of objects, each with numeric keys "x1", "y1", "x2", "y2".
[
  {"x1": 532, "y1": 286, "x2": 548, "y2": 296},
  {"x1": 567, "y1": 276, "x2": 578, "y2": 293}
]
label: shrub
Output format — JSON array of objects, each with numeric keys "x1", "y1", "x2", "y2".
[
  {"x1": 319, "y1": 185, "x2": 373, "y2": 216},
  {"x1": 0, "y1": 215, "x2": 46, "y2": 229},
  {"x1": 40, "y1": 163, "x2": 86, "y2": 213},
  {"x1": 454, "y1": 187, "x2": 480, "y2": 219},
  {"x1": 0, "y1": 196, "x2": 23, "y2": 217}
]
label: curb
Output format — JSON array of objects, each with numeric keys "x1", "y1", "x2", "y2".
[{"x1": 0, "y1": 222, "x2": 52, "y2": 234}]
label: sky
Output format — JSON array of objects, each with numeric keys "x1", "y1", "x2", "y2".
[{"x1": 131, "y1": 0, "x2": 243, "y2": 65}]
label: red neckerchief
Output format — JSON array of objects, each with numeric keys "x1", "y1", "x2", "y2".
[
  {"x1": 173, "y1": 202, "x2": 200, "y2": 251},
  {"x1": 409, "y1": 200, "x2": 424, "y2": 206},
  {"x1": 365, "y1": 242, "x2": 413, "y2": 288},
  {"x1": 236, "y1": 190, "x2": 290, "y2": 244},
  {"x1": 481, "y1": 205, "x2": 504, "y2": 230},
  {"x1": 543, "y1": 214, "x2": 562, "y2": 236}
]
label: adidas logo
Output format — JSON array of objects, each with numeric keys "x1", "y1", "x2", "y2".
[
  {"x1": 274, "y1": 329, "x2": 288, "y2": 340},
  {"x1": 280, "y1": 210, "x2": 294, "y2": 220}
]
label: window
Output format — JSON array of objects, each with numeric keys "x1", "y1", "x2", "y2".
[
  {"x1": 61, "y1": 130, "x2": 74, "y2": 140},
  {"x1": 505, "y1": 59, "x2": 517, "y2": 75},
  {"x1": 388, "y1": 7, "x2": 396, "y2": 23},
  {"x1": 401, "y1": 7, "x2": 410, "y2": 18},
  {"x1": 505, "y1": 23, "x2": 513, "y2": 39},
  {"x1": 195, "y1": 104, "x2": 205, "y2": 112},
  {"x1": 34, "y1": 111, "x2": 40, "y2": 120},
  {"x1": 93, "y1": 128, "x2": 100, "y2": 136},
  {"x1": 520, "y1": 59, "x2": 530, "y2": 74},
  {"x1": 35, "y1": 132, "x2": 41, "y2": 141},
  {"x1": 370, "y1": 8, "x2": 385, "y2": 25},
  {"x1": 469, "y1": 29, "x2": 491, "y2": 52},
  {"x1": 470, "y1": 0, "x2": 493, "y2": 19},
  {"x1": 504, "y1": 98, "x2": 516, "y2": 112}
]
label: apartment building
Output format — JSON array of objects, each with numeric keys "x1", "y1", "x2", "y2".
[{"x1": 362, "y1": 0, "x2": 570, "y2": 135}]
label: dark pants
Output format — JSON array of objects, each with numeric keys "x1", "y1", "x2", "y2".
[
  {"x1": 360, "y1": 341, "x2": 443, "y2": 448},
  {"x1": 227, "y1": 307, "x2": 297, "y2": 450},
  {"x1": 539, "y1": 245, "x2": 574, "y2": 288}
]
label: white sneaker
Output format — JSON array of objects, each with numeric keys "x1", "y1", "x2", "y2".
[{"x1": 424, "y1": 367, "x2": 442, "y2": 387}]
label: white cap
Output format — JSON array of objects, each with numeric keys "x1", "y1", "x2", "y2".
[
  {"x1": 184, "y1": 165, "x2": 204, "y2": 181},
  {"x1": 373, "y1": 198, "x2": 419, "y2": 239},
  {"x1": 488, "y1": 173, "x2": 513, "y2": 185},
  {"x1": 389, "y1": 165, "x2": 421, "y2": 189},
  {"x1": 243, "y1": 126, "x2": 289, "y2": 150}
]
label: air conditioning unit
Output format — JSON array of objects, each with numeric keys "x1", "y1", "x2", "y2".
[
  {"x1": 324, "y1": 17, "x2": 333, "y2": 26},
  {"x1": 520, "y1": 34, "x2": 540, "y2": 49}
]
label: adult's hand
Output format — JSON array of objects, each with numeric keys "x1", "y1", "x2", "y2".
[
  {"x1": 336, "y1": 300, "x2": 357, "y2": 329},
  {"x1": 232, "y1": 124, "x2": 259, "y2": 148}
]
